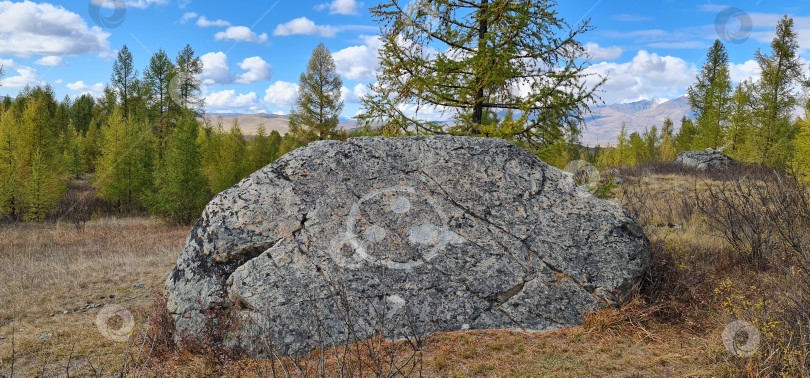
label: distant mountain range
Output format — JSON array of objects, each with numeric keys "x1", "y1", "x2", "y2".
[
  {"x1": 581, "y1": 96, "x2": 693, "y2": 146},
  {"x1": 206, "y1": 97, "x2": 695, "y2": 144},
  {"x1": 199, "y1": 113, "x2": 359, "y2": 136},
  {"x1": 209, "y1": 95, "x2": 804, "y2": 145}
]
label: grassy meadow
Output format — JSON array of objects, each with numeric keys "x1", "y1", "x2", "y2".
[{"x1": 1, "y1": 162, "x2": 808, "y2": 376}]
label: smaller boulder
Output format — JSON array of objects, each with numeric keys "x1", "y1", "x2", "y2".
[{"x1": 676, "y1": 148, "x2": 733, "y2": 171}]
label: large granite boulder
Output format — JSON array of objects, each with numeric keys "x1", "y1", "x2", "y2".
[
  {"x1": 166, "y1": 136, "x2": 650, "y2": 356},
  {"x1": 676, "y1": 148, "x2": 733, "y2": 171}
]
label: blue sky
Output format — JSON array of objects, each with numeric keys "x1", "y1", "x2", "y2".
[{"x1": 0, "y1": 0, "x2": 808, "y2": 117}]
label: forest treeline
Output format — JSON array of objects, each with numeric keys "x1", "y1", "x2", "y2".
[
  {"x1": 0, "y1": 10, "x2": 808, "y2": 225},
  {"x1": 593, "y1": 16, "x2": 809, "y2": 179},
  {"x1": 0, "y1": 43, "x2": 348, "y2": 223}
]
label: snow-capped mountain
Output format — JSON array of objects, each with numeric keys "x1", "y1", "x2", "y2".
[{"x1": 582, "y1": 96, "x2": 694, "y2": 146}]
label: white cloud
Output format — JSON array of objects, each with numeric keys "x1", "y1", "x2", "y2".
[
  {"x1": 66, "y1": 80, "x2": 104, "y2": 96},
  {"x1": 315, "y1": 0, "x2": 362, "y2": 15},
  {"x1": 236, "y1": 56, "x2": 271, "y2": 84},
  {"x1": 583, "y1": 50, "x2": 697, "y2": 103},
  {"x1": 126, "y1": 0, "x2": 167, "y2": 9},
  {"x1": 197, "y1": 15, "x2": 230, "y2": 27},
  {"x1": 200, "y1": 51, "x2": 232, "y2": 85},
  {"x1": 180, "y1": 11, "x2": 197, "y2": 23},
  {"x1": 340, "y1": 83, "x2": 370, "y2": 103},
  {"x1": 215, "y1": 26, "x2": 268, "y2": 43},
  {"x1": 0, "y1": 1, "x2": 110, "y2": 57},
  {"x1": 273, "y1": 17, "x2": 337, "y2": 37},
  {"x1": 0, "y1": 59, "x2": 43, "y2": 88},
  {"x1": 90, "y1": 0, "x2": 168, "y2": 9},
  {"x1": 34, "y1": 56, "x2": 66, "y2": 66},
  {"x1": 584, "y1": 42, "x2": 622, "y2": 61},
  {"x1": 396, "y1": 103, "x2": 453, "y2": 122},
  {"x1": 264, "y1": 81, "x2": 299, "y2": 108},
  {"x1": 332, "y1": 35, "x2": 382, "y2": 81},
  {"x1": 730, "y1": 60, "x2": 760, "y2": 84},
  {"x1": 206, "y1": 89, "x2": 260, "y2": 112}
]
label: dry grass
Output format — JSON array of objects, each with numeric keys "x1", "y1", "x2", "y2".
[
  {"x1": 5, "y1": 164, "x2": 803, "y2": 376},
  {"x1": 0, "y1": 217, "x2": 189, "y2": 376}
]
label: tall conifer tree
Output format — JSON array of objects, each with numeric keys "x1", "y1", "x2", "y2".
[
  {"x1": 285, "y1": 43, "x2": 345, "y2": 153},
  {"x1": 749, "y1": 16, "x2": 806, "y2": 167},
  {"x1": 688, "y1": 40, "x2": 732, "y2": 149}
]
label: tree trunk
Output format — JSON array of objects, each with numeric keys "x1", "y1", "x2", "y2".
[{"x1": 470, "y1": 0, "x2": 488, "y2": 129}]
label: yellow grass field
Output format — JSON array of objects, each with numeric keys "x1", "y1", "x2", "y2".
[{"x1": 3, "y1": 169, "x2": 793, "y2": 376}]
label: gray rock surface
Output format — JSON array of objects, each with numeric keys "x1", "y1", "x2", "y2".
[
  {"x1": 166, "y1": 136, "x2": 650, "y2": 356},
  {"x1": 676, "y1": 148, "x2": 733, "y2": 171}
]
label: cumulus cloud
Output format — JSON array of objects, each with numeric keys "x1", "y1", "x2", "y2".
[
  {"x1": 583, "y1": 50, "x2": 697, "y2": 103},
  {"x1": 584, "y1": 42, "x2": 622, "y2": 61},
  {"x1": 215, "y1": 26, "x2": 268, "y2": 43},
  {"x1": 90, "y1": 0, "x2": 168, "y2": 9},
  {"x1": 197, "y1": 15, "x2": 230, "y2": 27},
  {"x1": 180, "y1": 11, "x2": 197, "y2": 23},
  {"x1": 264, "y1": 81, "x2": 299, "y2": 108},
  {"x1": 66, "y1": 80, "x2": 105, "y2": 96},
  {"x1": 34, "y1": 56, "x2": 66, "y2": 66},
  {"x1": 200, "y1": 51, "x2": 232, "y2": 85},
  {"x1": 332, "y1": 35, "x2": 382, "y2": 81},
  {"x1": 729, "y1": 60, "x2": 760, "y2": 84},
  {"x1": 0, "y1": 59, "x2": 42, "y2": 88},
  {"x1": 236, "y1": 56, "x2": 271, "y2": 84},
  {"x1": 206, "y1": 89, "x2": 261, "y2": 112},
  {"x1": 273, "y1": 17, "x2": 337, "y2": 37},
  {"x1": 315, "y1": 0, "x2": 362, "y2": 15},
  {"x1": 340, "y1": 83, "x2": 370, "y2": 103},
  {"x1": 0, "y1": 1, "x2": 110, "y2": 57}
]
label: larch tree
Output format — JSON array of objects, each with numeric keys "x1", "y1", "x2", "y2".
[
  {"x1": 603, "y1": 122, "x2": 633, "y2": 167},
  {"x1": 95, "y1": 107, "x2": 155, "y2": 211},
  {"x1": 111, "y1": 45, "x2": 138, "y2": 119},
  {"x1": 0, "y1": 100, "x2": 23, "y2": 219},
  {"x1": 16, "y1": 93, "x2": 65, "y2": 220},
  {"x1": 660, "y1": 118, "x2": 677, "y2": 161},
  {"x1": 688, "y1": 39, "x2": 732, "y2": 150},
  {"x1": 144, "y1": 49, "x2": 177, "y2": 154},
  {"x1": 358, "y1": 0, "x2": 605, "y2": 150},
  {"x1": 749, "y1": 16, "x2": 806, "y2": 168},
  {"x1": 247, "y1": 124, "x2": 281, "y2": 172},
  {"x1": 71, "y1": 94, "x2": 95, "y2": 135},
  {"x1": 642, "y1": 126, "x2": 660, "y2": 163},
  {"x1": 173, "y1": 44, "x2": 204, "y2": 115},
  {"x1": 144, "y1": 49, "x2": 174, "y2": 118},
  {"x1": 285, "y1": 43, "x2": 345, "y2": 153},
  {"x1": 793, "y1": 101, "x2": 810, "y2": 182},
  {"x1": 148, "y1": 113, "x2": 209, "y2": 224},
  {"x1": 725, "y1": 83, "x2": 753, "y2": 160},
  {"x1": 24, "y1": 148, "x2": 63, "y2": 221},
  {"x1": 199, "y1": 119, "x2": 249, "y2": 194},
  {"x1": 674, "y1": 116, "x2": 697, "y2": 153},
  {"x1": 629, "y1": 132, "x2": 645, "y2": 165}
]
